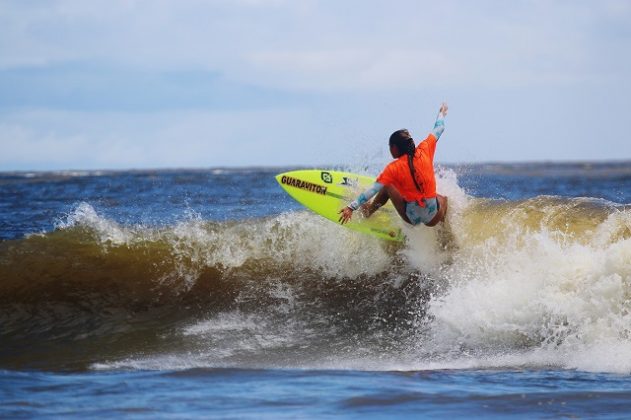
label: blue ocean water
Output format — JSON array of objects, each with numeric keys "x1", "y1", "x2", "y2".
[
  {"x1": 1, "y1": 162, "x2": 631, "y2": 418},
  {"x1": 3, "y1": 369, "x2": 631, "y2": 418}
]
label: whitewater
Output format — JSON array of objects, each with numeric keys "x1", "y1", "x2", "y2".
[{"x1": 1, "y1": 163, "x2": 631, "y2": 417}]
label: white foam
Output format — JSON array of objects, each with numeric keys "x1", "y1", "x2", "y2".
[
  {"x1": 403, "y1": 167, "x2": 471, "y2": 272},
  {"x1": 426, "y1": 205, "x2": 631, "y2": 373},
  {"x1": 55, "y1": 202, "x2": 132, "y2": 245},
  {"x1": 164, "y1": 210, "x2": 392, "y2": 278},
  {"x1": 182, "y1": 312, "x2": 261, "y2": 336},
  {"x1": 74, "y1": 173, "x2": 631, "y2": 375},
  {"x1": 54, "y1": 201, "x2": 394, "y2": 289}
]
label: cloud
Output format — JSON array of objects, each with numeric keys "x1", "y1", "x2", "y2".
[
  {"x1": 0, "y1": 63, "x2": 304, "y2": 111},
  {"x1": 0, "y1": 107, "x2": 334, "y2": 169},
  {"x1": 244, "y1": 48, "x2": 452, "y2": 92},
  {"x1": 0, "y1": 0, "x2": 630, "y2": 169},
  {"x1": 2, "y1": 0, "x2": 629, "y2": 92}
]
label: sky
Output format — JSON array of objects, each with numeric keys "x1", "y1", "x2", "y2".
[{"x1": 1, "y1": 0, "x2": 630, "y2": 170}]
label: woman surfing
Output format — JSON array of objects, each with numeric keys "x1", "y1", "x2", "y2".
[{"x1": 339, "y1": 103, "x2": 448, "y2": 227}]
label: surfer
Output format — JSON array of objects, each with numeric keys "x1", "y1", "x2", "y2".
[{"x1": 339, "y1": 103, "x2": 448, "y2": 227}]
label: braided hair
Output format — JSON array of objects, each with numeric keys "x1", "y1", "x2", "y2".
[{"x1": 389, "y1": 129, "x2": 423, "y2": 193}]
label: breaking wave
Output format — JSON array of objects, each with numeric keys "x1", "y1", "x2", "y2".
[{"x1": 1, "y1": 171, "x2": 631, "y2": 373}]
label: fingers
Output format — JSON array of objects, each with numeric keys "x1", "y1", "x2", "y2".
[{"x1": 338, "y1": 207, "x2": 352, "y2": 224}]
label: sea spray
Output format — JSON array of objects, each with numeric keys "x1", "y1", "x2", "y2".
[
  {"x1": 2, "y1": 168, "x2": 631, "y2": 373},
  {"x1": 428, "y1": 200, "x2": 631, "y2": 373}
]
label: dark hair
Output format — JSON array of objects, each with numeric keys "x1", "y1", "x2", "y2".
[
  {"x1": 389, "y1": 129, "x2": 423, "y2": 193},
  {"x1": 389, "y1": 129, "x2": 415, "y2": 154}
]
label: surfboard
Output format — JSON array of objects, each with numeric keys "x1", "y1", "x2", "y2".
[{"x1": 275, "y1": 169, "x2": 404, "y2": 242}]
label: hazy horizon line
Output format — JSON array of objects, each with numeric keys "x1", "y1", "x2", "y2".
[{"x1": 2, "y1": 158, "x2": 631, "y2": 175}]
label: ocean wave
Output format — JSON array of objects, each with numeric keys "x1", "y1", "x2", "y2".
[{"x1": 2, "y1": 185, "x2": 631, "y2": 372}]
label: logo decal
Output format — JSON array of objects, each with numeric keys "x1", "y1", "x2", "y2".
[
  {"x1": 321, "y1": 171, "x2": 333, "y2": 184},
  {"x1": 281, "y1": 175, "x2": 328, "y2": 195},
  {"x1": 340, "y1": 177, "x2": 359, "y2": 187}
]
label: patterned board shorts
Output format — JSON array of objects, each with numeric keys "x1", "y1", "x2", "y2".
[{"x1": 405, "y1": 197, "x2": 439, "y2": 226}]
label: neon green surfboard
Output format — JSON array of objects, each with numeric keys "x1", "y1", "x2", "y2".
[{"x1": 275, "y1": 169, "x2": 404, "y2": 242}]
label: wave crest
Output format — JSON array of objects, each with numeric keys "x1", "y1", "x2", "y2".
[{"x1": 2, "y1": 193, "x2": 631, "y2": 372}]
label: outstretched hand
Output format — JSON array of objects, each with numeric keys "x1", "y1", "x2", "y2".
[
  {"x1": 439, "y1": 102, "x2": 448, "y2": 116},
  {"x1": 338, "y1": 206, "x2": 353, "y2": 224}
]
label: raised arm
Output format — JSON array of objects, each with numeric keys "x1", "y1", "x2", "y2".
[{"x1": 432, "y1": 102, "x2": 448, "y2": 141}]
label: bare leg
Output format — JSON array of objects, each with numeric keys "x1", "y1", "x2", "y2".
[
  {"x1": 425, "y1": 194, "x2": 448, "y2": 227},
  {"x1": 383, "y1": 185, "x2": 413, "y2": 224},
  {"x1": 362, "y1": 187, "x2": 448, "y2": 227}
]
